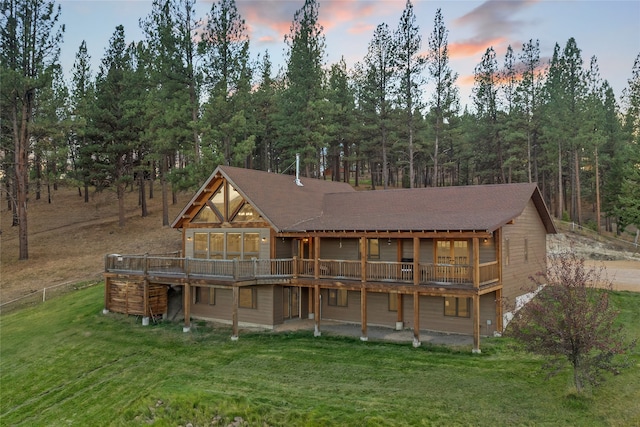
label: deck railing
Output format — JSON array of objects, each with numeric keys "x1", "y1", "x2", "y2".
[{"x1": 105, "y1": 255, "x2": 499, "y2": 286}]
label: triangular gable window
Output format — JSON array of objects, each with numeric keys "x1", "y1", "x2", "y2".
[
  {"x1": 232, "y1": 203, "x2": 261, "y2": 222},
  {"x1": 193, "y1": 205, "x2": 221, "y2": 223}
]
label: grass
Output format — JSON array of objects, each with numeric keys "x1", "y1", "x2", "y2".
[{"x1": 1, "y1": 286, "x2": 639, "y2": 426}]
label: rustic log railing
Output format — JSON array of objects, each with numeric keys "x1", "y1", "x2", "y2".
[{"x1": 105, "y1": 255, "x2": 499, "y2": 286}]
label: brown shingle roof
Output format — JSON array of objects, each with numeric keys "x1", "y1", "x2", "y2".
[
  {"x1": 173, "y1": 166, "x2": 556, "y2": 234},
  {"x1": 295, "y1": 183, "x2": 555, "y2": 233}
]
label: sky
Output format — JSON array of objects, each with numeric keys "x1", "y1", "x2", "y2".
[{"x1": 57, "y1": 0, "x2": 640, "y2": 108}]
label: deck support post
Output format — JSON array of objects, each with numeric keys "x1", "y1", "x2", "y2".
[
  {"x1": 473, "y1": 237, "x2": 480, "y2": 289},
  {"x1": 495, "y1": 288, "x2": 503, "y2": 335},
  {"x1": 412, "y1": 291, "x2": 421, "y2": 347},
  {"x1": 143, "y1": 279, "x2": 149, "y2": 324},
  {"x1": 232, "y1": 285, "x2": 239, "y2": 340},
  {"x1": 360, "y1": 237, "x2": 367, "y2": 283},
  {"x1": 396, "y1": 293, "x2": 404, "y2": 330},
  {"x1": 183, "y1": 283, "x2": 191, "y2": 332},
  {"x1": 473, "y1": 293, "x2": 481, "y2": 353},
  {"x1": 314, "y1": 284, "x2": 321, "y2": 337},
  {"x1": 413, "y1": 237, "x2": 420, "y2": 285},
  {"x1": 360, "y1": 287, "x2": 368, "y2": 341},
  {"x1": 103, "y1": 277, "x2": 110, "y2": 314}
]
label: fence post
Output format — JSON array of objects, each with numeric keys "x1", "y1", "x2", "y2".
[{"x1": 42, "y1": 287, "x2": 46, "y2": 302}]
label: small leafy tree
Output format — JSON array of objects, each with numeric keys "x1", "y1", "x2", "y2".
[{"x1": 507, "y1": 250, "x2": 635, "y2": 393}]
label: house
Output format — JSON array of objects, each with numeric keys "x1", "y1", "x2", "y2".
[{"x1": 103, "y1": 165, "x2": 556, "y2": 352}]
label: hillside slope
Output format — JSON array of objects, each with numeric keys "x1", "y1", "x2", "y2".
[{"x1": 1, "y1": 186, "x2": 190, "y2": 304}]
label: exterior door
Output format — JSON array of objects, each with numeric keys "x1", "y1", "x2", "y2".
[
  {"x1": 283, "y1": 286, "x2": 300, "y2": 320},
  {"x1": 436, "y1": 240, "x2": 470, "y2": 282}
]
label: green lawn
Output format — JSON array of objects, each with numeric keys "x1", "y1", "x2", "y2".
[{"x1": 1, "y1": 285, "x2": 638, "y2": 426}]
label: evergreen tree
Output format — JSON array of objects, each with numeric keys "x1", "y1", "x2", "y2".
[
  {"x1": 426, "y1": 8, "x2": 459, "y2": 187},
  {"x1": 69, "y1": 40, "x2": 95, "y2": 203},
  {"x1": 616, "y1": 53, "x2": 640, "y2": 231},
  {"x1": 199, "y1": 0, "x2": 254, "y2": 169},
  {"x1": 393, "y1": 0, "x2": 425, "y2": 188},
  {"x1": 517, "y1": 40, "x2": 544, "y2": 184},
  {"x1": 357, "y1": 23, "x2": 395, "y2": 189},
  {"x1": 472, "y1": 47, "x2": 503, "y2": 183},
  {"x1": 0, "y1": 0, "x2": 64, "y2": 259},
  {"x1": 141, "y1": 0, "x2": 202, "y2": 224},
  {"x1": 91, "y1": 25, "x2": 136, "y2": 227},
  {"x1": 252, "y1": 52, "x2": 280, "y2": 172},
  {"x1": 278, "y1": 0, "x2": 326, "y2": 177},
  {"x1": 326, "y1": 58, "x2": 356, "y2": 182}
]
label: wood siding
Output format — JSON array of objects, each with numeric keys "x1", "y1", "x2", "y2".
[
  {"x1": 191, "y1": 285, "x2": 276, "y2": 328},
  {"x1": 319, "y1": 290, "x2": 497, "y2": 336},
  {"x1": 107, "y1": 279, "x2": 168, "y2": 317},
  {"x1": 501, "y1": 199, "x2": 548, "y2": 310}
]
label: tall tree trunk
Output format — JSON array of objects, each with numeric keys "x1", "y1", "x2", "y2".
[
  {"x1": 15, "y1": 97, "x2": 30, "y2": 259},
  {"x1": 557, "y1": 143, "x2": 563, "y2": 218},
  {"x1": 595, "y1": 146, "x2": 601, "y2": 233},
  {"x1": 161, "y1": 154, "x2": 169, "y2": 226},
  {"x1": 139, "y1": 174, "x2": 148, "y2": 217},
  {"x1": 574, "y1": 149, "x2": 582, "y2": 225}
]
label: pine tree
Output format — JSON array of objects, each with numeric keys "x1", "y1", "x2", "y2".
[
  {"x1": 199, "y1": 0, "x2": 253, "y2": 169},
  {"x1": 278, "y1": 0, "x2": 326, "y2": 177},
  {"x1": 426, "y1": 8, "x2": 459, "y2": 187},
  {"x1": 357, "y1": 23, "x2": 395, "y2": 189},
  {"x1": 393, "y1": 0, "x2": 425, "y2": 188},
  {"x1": 1, "y1": 0, "x2": 64, "y2": 259},
  {"x1": 69, "y1": 40, "x2": 95, "y2": 203}
]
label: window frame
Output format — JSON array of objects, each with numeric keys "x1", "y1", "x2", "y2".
[
  {"x1": 327, "y1": 289, "x2": 348, "y2": 307},
  {"x1": 444, "y1": 296, "x2": 471, "y2": 318},
  {"x1": 239, "y1": 287, "x2": 257, "y2": 309}
]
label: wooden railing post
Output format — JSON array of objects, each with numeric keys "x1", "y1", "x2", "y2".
[
  {"x1": 360, "y1": 237, "x2": 367, "y2": 283},
  {"x1": 233, "y1": 258, "x2": 239, "y2": 280},
  {"x1": 293, "y1": 256, "x2": 298, "y2": 279},
  {"x1": 413, "y1": 237, "x2": 420, "y2": 285},
  {"x1": 473, "y1": 238, "x2": 480, "y2": 289}
]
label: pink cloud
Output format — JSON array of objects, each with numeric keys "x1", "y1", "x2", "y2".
[{"x1": 450, "y1": 37, "x2": 507, "y2": 59}]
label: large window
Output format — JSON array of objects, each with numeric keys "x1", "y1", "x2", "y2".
[
  {"x1": 328, "y1": 289, "x2": 348, "y2": 307},
  {"x1": 444, "y1": 297, "x2": 470, "y2": 317},
  {"x1": 192, "y1": 231, "x2": 262, "y2": 259},
  {"x1": 239, "y1": 287, "x2": 257, "y2": 309}
]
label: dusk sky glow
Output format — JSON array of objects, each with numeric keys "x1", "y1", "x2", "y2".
[{"x1": 58, "y1": 0, "x2": 640, "y2": 108}]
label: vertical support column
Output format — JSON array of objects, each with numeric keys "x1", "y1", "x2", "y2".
[
  {"x1": 232, "y1": 285, "x2": 239, "y2": 341},
  {"x1": 360, "y1": 287, "x2": 368, "y2": 341},
  {"x1": 412, "y1": 291, "x2": 421, "y2": 347},
  {"x1": 396, "y1": 293, "x2": 404, "y2": 330},
  {"x1": 103, "y1": 277, "x2": 110, "y2": 314},
  {"x1": 142, "y1": 279, "x2": 150, "y2": 326},
  {"x1": 495, "y1": 288, "x2": 503, "y2": 335},
  {"x1": 473, "y1": 237, "x2": 480, "y2": 289},
  {"x1": 360, "y1": 237, "x2": 367, "y2": 282},
  {"x1": 413, "y1": 237, "x2": 420, "y2": 285},
  {"x1": 183, "y1": 283, "x2": 191, "y2": 332},
  {"x1": 473, "y1": 293, "x2": 481, "y2": 353},
  {"x1": 495, "y1": 229, "x2": 503, "y2": 285},
  {"x1": 314, "y1": 284, "x2": 321, "y2": 337},
  {"x1": 314, "y1": 236, "x2": 320, "y2": 279}
]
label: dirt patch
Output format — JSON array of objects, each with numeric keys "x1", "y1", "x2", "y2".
[
  {"x1": 1, "y1": 186, "x2": 191, "y2": 304},
  {"x1": 548, "y1": 233, "x2": 640, "y2": 292}
]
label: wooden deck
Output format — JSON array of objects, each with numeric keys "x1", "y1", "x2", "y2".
[{"x1": 105, "y1": 254, "x2": 499, "y2": 288}]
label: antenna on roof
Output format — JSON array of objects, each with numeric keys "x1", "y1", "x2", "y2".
[{"x1": 295, "y1": 153, "x2": 304, "y2": 187}]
